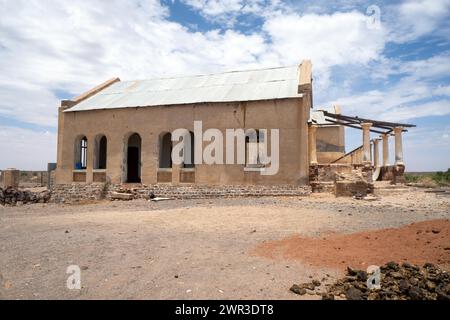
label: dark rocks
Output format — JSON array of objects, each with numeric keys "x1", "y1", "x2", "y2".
[
  {"x1": 0, "y1": 187, "x2": 51, "y2": 206},
  {"x1": 322, "y1": 262, "x2": 450, "y2": 300},
  {"x1": 290, "y1": 284, "x2": 307, "y2": 295},
  {"x1": 312, "y1": 279, "x2": 321, "y2": 287},
  {"x1": 290, "y1": 280, "x2": 323, "y2": 296},
  {"x1": 346, "y1": 287, "x2": 363, "y2": 300}
]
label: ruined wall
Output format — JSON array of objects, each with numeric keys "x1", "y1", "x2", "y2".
[
  {"x1": 55, "y1": 97, "x2": 310, "y2": 186},
  {"x1": 316, "y1": 125, "x2": 345, "y2": 164}
]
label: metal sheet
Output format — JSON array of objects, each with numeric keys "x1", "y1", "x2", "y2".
[{"x1": 66, "y1": 65, "x2": 303, "y2": 112}]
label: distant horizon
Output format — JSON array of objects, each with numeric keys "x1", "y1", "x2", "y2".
[{"x1": 1, "y1": 1, "x2": 449, "y2": 171}]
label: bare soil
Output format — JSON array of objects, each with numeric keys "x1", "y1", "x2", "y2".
[
  {"x1": 0, "y1": 188, "x2": 449, "y2": 300},
  {"x1": 254, "y1": 219, "x2": 450, "y2": 269}
]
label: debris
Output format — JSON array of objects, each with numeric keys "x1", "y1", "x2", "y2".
[
  {"x1": 290, "y1": 281, "x2": 322, "y2": 296},
  {"x1": 0, "y1": 187, "x2": 51, "y2": 206},
  {"x1": 290, "y1": 284, "x2": 307, "y2": 295},
  {"x1": 150, "y1": 197, "x2": 174, "y2": 202},
  {"x1": 321, "y1": 262, "x2": 450, "y2": 300},
  {"x1": 110, "y1": 192, "x2": 134, "y2": 201}
]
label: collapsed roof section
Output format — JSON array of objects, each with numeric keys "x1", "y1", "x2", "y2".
[{"x1": 310, "y1": 109, "x2": 416, "y2": 134}]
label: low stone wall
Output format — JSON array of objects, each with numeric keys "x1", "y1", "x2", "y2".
[
  {"x1": 49, "y1": 183, "x2": 311, "y2": 203},
  {"x1": 50, "y1": 183, "x2": 107, "y2": 203},
  {"x1": 107, "y1": 184, "x2": 311, "y2": 200}
]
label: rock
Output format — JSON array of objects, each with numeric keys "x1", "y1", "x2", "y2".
[
  {"x1": 110, "y1": 192, "x2": 134, "y2": 201},
  {"x1": 399, "y1": 279, "x2": 410, "y2": 293},
  {"x1": 305, "y1": 289, "x2": 315, "y2": 295},
  {"x1": 390, "y1": 272, "x2": 403, "y2": 279},
  {"x1": 385, "y1": 261, "x2": 400, "y2": 271},
  {"x1": 356, "y1": 271, "x2": 368, "y2": 282},
  {"x1": 321, "y1": 294, "x2": 335, "y2": 300},
  {"x1": 347, "y1": 266, "x2": 358, "y2": 276},
  {"x1": 346, "y1": 287, "x2": 363, "y2": 300},
  {"x1": 290, "y1": 284, "x2": 307, "y2": 295},
  {"x1": 301, "y1": 282, "x2": 317, "y2": 290},
  {"x1": 408, "y1": 286, "x2": 423, "y2": 300},
  {"x1": 319, "y1": 261, "x2": 449, "y2": 300},
  {"x1": 312, "y1": 280, "x2": 321, "y2": 287}
]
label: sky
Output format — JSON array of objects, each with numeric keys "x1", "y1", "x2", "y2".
[{"x1": 0, "y1": 0, "x2": 449, "y2": 171}]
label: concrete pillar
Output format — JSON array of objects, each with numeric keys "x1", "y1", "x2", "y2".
[
  {"x1": 373, "y1": 139, "x2": 380, "y2": 167},
  {"x1": 361, "y1": 123, "x2": 372, "y2": 165},
  {"x1": 86, "y1": 136, "x2": 94, "y2": 183},
  {"x1": 308, "y1": 124, "x2": 318, "y2": 165},
  {"x1": 382, "y1": 133, "x2": 389, "y2": 167},
  {"x1": 172, "y1": 164, "x2": 181, "y2": 185},
  {"x1": 394, "y1": 127, "x2": 404, "y2": 166}
]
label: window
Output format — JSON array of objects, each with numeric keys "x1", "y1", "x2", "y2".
[
  {"x1": 183, "y1": 131, "x2": 195, "y2": 169},
  {"x1": 245, "y1": 130, "x2": 265, "y2": 168},
  {"x1": 159, "y1": 132, "x2": 172, "y2": 169},
  {"x1": 75, "y1": 136, "x2": 88, "y2": 170},
  {"x1": 94, "y1": 135, "x2": 107, "y2": 169}
]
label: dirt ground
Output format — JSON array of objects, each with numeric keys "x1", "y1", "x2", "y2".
[{"x1": 0, "y1": 187, "x2": 449, "y2": 300}]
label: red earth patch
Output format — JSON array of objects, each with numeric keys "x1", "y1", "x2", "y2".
[{"x1": 253, "y1": 219, "x2": 450, "y2": 270}]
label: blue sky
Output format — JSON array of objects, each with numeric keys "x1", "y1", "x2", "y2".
[{"x1": 0, "y1": 0, "x2": 449, "y2": 171}]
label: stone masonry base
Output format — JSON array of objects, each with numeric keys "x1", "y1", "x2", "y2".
[{"x1": 50, "y1": 183, "x2": 311, "y2": 203}]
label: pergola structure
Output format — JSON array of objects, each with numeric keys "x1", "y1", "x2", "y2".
[{"x1": 309, "y1": 110, "x2": 416, "y2": 170}]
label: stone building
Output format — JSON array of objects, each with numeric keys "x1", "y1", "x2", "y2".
[
  {"x1": 55, "y1": 61, "x2": 314, "y2": 187},
  {"x1": 54, "y1": 60, "x2": 413, "y2": 196}
]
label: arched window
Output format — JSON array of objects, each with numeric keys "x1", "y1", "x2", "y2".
[
  {"x1": 126, "y1": 133, "x2": 142, "y2": 183},
  {"x1": 159, "y1": 133, "x2": 172, "y2": 169},
  {"x1": 245, "y1": 130, "x2": 264, "y2": 168},
  {"x1": 74, "y1": 136, "x2": 88, "y2": 170},
  {"x1": 183, "y1": 131, "x2": 195, "y2": 169},
  {"x1": 94, "y1": 135, "x2": 107, "y2": 169}
]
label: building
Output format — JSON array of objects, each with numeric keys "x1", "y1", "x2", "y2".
[
  {"x1": 54, "y1": 60, "x2": 414, "y2": 195},
  {"x1": 55, "y1": 61, "x2": 314, "y2": 187}
]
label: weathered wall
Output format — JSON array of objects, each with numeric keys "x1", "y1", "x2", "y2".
[
  {"x1": 55, "y1": 98, "x2": 310, "y2": 186},
  {"x1": 316, "y1": 125, "x2": 345, "y2": 164},
  {"x1": 49, "y1": 183, "x2": 311, "y2": 203}
]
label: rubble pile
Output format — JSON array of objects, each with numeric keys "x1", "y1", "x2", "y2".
[
  {"x1": 322, "y1": 262, "x2": 450, "y2": 300},
  {"x1": 334, "y1": 170, "x2": 374, "y2": 197},
  {"x1": 0, "y1": 187, "x2": 51, "y2": 206}
]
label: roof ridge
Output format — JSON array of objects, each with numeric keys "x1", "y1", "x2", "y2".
[{"x1": 118, "y1": 65, "x2": 298, "y2": 83}]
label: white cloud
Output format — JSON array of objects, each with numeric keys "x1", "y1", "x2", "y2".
[
  {"x1": 434, "y1": 85, "x2": 450, "y2": 97},
  {"x1": 0, "y1": 0, "x2": 268, "y2": 127},
  {"x1": 0, "y1": 0, "x2": 449, "y2": 171},
  {"x1": 387, "y1": 0, "x2": 450, "y2": 43},
  {"x1": 0, "y1": 126, "x2": 56, "y2": 170}
]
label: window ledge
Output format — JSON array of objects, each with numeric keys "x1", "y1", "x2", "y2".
[
  {"x1": 73, "y1": 169, "x2": 87, "y2": 173},
  {"x1": 244, "y1": 166, "x2": 266, "y2": 172},
  {"x1": 181, "y1": 168, "x2": 195, "y2": 172},
  {"x1": 93, "y1": 169, "x2": 106, "y2": 173},
  {"x1": 158, "y1": 168, "x2": 172, "y2": 172}
]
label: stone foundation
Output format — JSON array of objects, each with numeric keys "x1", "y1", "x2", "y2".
[
  {"x1": 49, "y1": 183, "x2": 311, "y2": 203},
  {"x1": 106, "y1": 184, "x2": 312, "y2": 200},
  {"x1": 50, "y1": 183, "x2": 107, "y2": 203}
]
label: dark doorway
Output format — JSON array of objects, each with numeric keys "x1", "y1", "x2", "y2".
[
  {"x1": 126, "y1": 133, "x2": 142, "y2": 183},
  {"x1": 127, "y1": 147, "x2": 140, "y2": 183}
]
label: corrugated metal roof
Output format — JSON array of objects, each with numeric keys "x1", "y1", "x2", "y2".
[{"x1": 66, "y1": 65, "x2": 303, "y2": 112}]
